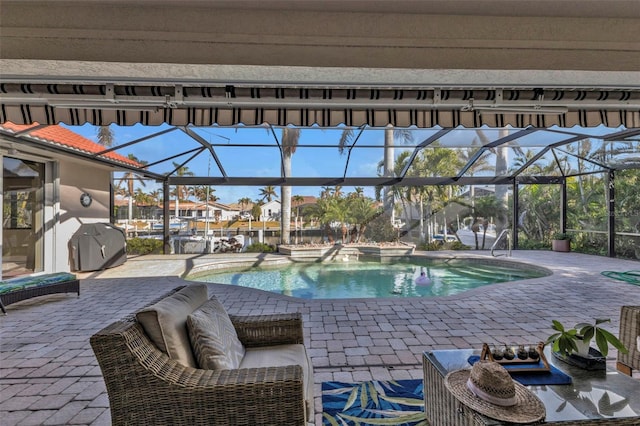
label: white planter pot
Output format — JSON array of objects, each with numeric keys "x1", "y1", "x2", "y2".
[{"x1": 574, "y1": 339, "x2": 592, "y2": 357}]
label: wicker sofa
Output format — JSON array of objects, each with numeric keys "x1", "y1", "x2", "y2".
[
  {"x1": 617, "y1": 305, "x2": 640, "y2": 376},
  {"x1": 90, "y1": 284, "x2": 313, "y2": 425}
]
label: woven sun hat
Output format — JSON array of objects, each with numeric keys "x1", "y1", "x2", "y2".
[{"x1": 444, "y1": 361, "x2": 545, "y2": 424}]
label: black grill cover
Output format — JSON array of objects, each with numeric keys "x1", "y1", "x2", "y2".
[{"x1": 69, "y1": 223, "x2": 127, "y2": 271}]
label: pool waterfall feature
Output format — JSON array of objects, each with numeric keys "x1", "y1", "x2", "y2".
[{"x1": 277, "y1": 242, "x2": 417, "y2": 260}]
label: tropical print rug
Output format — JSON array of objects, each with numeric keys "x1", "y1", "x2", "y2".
[{"x1": 322, "y1": 378, "x2": 427, "y2": 425}]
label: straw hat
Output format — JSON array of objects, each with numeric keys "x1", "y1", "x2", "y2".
[{"x1": 444, "y1": 361, "x2": 545, "y2": 424}]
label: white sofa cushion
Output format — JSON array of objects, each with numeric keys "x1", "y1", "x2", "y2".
[
  {"x1": 187, "y1": 297, "x2": 245, "y2": 370},
  {"x1": 136, "y1": 284, "x2": 208, "y2": 368},
  {"x1": 241, "y1": 344, "x2": 314, "y2": 419}
]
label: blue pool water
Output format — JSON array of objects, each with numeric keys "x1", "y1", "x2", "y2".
[{"x1": 191, "y1": 259, "x2": 548, "y2": 299}]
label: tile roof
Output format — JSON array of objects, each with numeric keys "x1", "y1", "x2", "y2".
[{"x1": 0, "y1": 122, "x2": 140, "y2": 167}]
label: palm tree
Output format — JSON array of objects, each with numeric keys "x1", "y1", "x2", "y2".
[
  {"x1": 476, "y1": 129, "x2": 509, "y2": 235},
  {"x1": 411, "y1": 144, "x2": 465, "y2": 242},
  {"x1": 347, "y1": 196, "x2": 379, "y2": 242},
  {"x1": 96, "y1": 125, "x2": 114, "y2": 147},
  {"x1": 115, "y1": 154, "x2": 147, "y2": 221},
  {"x1": 319, "y1": 186, "x2": 334, "y2": 199},
  {"x1": 194, "y1": 186, "x2": 218, "y2": 203},
  {"x1": 171, "y1": 161, "x2": 194, "y2": 218},
  {"x1": 383, "y1": 128, "x2": 414, "y2": 221},
  {"x1": 280, "y1": 127, "x2": 301, "y2": 244},
  {"x1": 306, "y1": 196, "x2": 337, "y2": 243},
  {"x1": 259, "y1": 186, "x2": 278, "y2": 202},
  {"x1": 292, "y1": 195, "x2": 305, "y2": 218},
  {"x1": 292, "y1": 195, "x2": 305, "y2": 243},
  {"x1": 149, "y1": 189, "x2": 162, "y2": 205},
  {"x1": 339, "y1": 126, "x2": 413, "y2": 222},
  {"x1": 238, "y1": 197, "x2": 252, "y2": 213}
]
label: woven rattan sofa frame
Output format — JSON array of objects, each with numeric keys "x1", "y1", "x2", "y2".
[
  {"x1": 90, "y1": 286, "x2": 309, "y2": 426},
  {"x1": 0, "y1": 278, "x2": 79, "y2": 314},
  {"x1": 617, "y1": 305, "x2": 640, "y2": 376}
]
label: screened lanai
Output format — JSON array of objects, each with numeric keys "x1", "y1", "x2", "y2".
[{"x1": 2, "y1": 118, "x2": 639, "y2": 259}]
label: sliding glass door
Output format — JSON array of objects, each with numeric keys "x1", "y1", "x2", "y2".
[{"x1": 2, "y1": 157, "x2": 45, "y2": 278}]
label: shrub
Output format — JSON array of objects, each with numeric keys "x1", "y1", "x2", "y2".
[
  {"x1": 245, "y1": 242, "x2": 275, "y2": 253},
  {"x1": 363, "y1": 213, "x2": 397, "y2": 242},
  {"x1": 445, "y1": 241, "x2": 470, "y2": 250},
  {"x1": 126, "y1": 237, "x2": 164, "y2": 255}
]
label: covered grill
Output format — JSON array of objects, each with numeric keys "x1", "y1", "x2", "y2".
[{"x1": 69, "y1": 223, "x2": 127, "y2": 271}]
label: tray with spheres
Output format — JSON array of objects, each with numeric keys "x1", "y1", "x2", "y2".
[{"x1": 480, "y1": 342, "x2": 551, "y2": 373}]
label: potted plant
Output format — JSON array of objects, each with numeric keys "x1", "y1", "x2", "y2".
[
  {"x1": 546, "y1": 318, "x2": 628, "y2": 358},
  {"x1": 551, "y1": 232, "x2": 571, "y2": 252}
]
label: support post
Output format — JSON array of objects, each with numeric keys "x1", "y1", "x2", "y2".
[
  {"x1": 560, "y1": 178, "x2": 567, "y2": 234},
  {"x1": 607, "y1": 170, "x2": 615, "y2": 258},
  {"x1": 163, "y1": 180, "x2": 171, "y2": 254},
  {"x1": 512, "y1": 179, "x2": 519, "y2": 249}
]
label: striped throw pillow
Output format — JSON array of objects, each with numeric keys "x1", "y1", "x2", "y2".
[{"x1": 187, "y1": 297, "x2": 245, "y2": 370}]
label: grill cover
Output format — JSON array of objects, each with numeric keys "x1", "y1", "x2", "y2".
[{"x1": 69, "y1": 223, "x2": 127, "y2": 271}]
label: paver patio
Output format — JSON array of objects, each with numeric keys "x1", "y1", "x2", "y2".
[{"x1": 1, "y1": 250, "x2": 639, "y2": 425}]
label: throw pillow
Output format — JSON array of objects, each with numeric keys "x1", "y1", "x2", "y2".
[
  {"x1": 187, "y1": 297, "x2": 245, "y2": 370},
  {"x1": 136, "y1": 284, "x2": 209, "y2": 368}
]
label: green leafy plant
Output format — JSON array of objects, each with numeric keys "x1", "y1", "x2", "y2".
[
  {"x1": 244, "y1": 242, "x2": 275, "y2": 253},
  {"x1": 126, "y1": 237, "x2": 163, "y2": 255},
  {"x1": 552, "y1": 232, "x2": 571, "y2": 241},
  {"x1": 546, "y1": 318, "x2": 628, "y2": 357}
]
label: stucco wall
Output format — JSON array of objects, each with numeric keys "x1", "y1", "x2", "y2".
[{"x1": 55, "y1": 159, "x2": 111, "y2": 272}]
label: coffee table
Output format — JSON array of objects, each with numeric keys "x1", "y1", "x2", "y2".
[{"x1": 423, "y1": 348, "x2": 640, "y2": 425}]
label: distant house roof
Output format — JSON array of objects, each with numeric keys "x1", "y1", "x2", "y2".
[
  {"x1": 292, "y1": 195, "x2": 317, "y2": 205},
  {"x1": 0, "y1": 122, "x2": 140, "y2": 167}
]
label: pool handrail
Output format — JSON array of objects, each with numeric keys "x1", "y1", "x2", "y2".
[{"x1": 491, "y1": 229, "x2": 512, "y2": 257}]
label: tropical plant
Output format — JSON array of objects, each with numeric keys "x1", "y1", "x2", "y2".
[
  {"x1": 238, "y1": 197, "x2": 252, "y2": 213},
  {"x1": 259, "y1": 185, "x2": 278, "y2": 202},
  {"x1": 339, "y1": 126, "x2": 413, "y2": 223},
  {"x1": 171, "y1": 161, "x2": 194, "y2": 218},
  {"x1": 363, "y1": 212, "x2": 397, "y2": 242},
  {"x1": 347, "y1": 196, "x2": 379, "y2": 242},
  {"x1": 319, "y1": 186, "x2": 334, "y2": 199},
  {"x1": 115, "y1": 154, "x2": 147, "y2": 221},
  {"x1": 251, "y1": 203, "x2": 262, "y2": 221},
  {"x1": 546, "y1": 319, "x2": 628, "y2": 357},
  {"x1": 194, "y1": 185, "x2": 218, "y2": 203},
  {"x1": 552, "y1": 232, "x2": 571, "y2": 241},
  {"x1": 410, "y1": 144, "x2": 464, "y2": 242},
  {"x1": 96, "y1": 125, "x2": 114, "y2": 147},
  {"x1": 476, "y1": 129, "x2": 511, "y2": 235}
]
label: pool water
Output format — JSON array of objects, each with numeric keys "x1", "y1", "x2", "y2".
[{"x1": 191, "y1": 259, "x2": 547, "y2": 299}]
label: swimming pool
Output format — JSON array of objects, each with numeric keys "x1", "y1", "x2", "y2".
[{"x1": 189, "y1": 258, "x2": 549, "y2": 299}]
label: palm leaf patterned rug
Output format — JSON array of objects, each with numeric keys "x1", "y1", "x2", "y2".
[{"x1": 322, "y1": 379, "x2": 427, "y2": 425}]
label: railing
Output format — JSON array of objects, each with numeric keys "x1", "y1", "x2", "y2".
[{"x1": 491, "y1": 229, "x2": 512, "y2": 257}]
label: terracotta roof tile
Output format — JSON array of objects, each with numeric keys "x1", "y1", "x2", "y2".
[{"x1": 0, "y1": 122, "x2": 140, "y2": 167}]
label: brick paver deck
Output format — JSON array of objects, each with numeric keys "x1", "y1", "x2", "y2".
[{"x1": 1, "y1": 251, "x2": 639, "y2": 425}]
